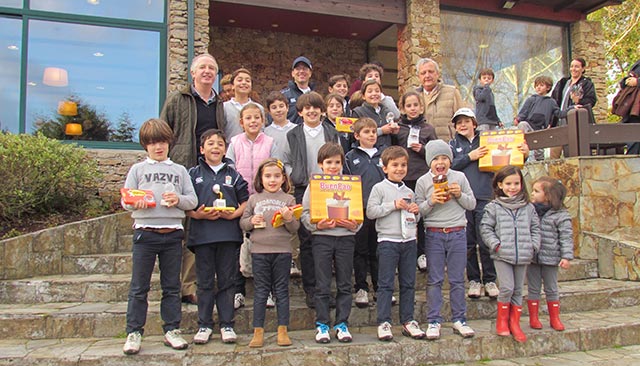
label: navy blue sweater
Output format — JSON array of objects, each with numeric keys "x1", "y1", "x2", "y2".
[
  {"x1": 344, "y1": 147, "x2": 385, "y2": 206},
  {"x1": 449, "y1": 132, "x2": 494, "y2": 201}
]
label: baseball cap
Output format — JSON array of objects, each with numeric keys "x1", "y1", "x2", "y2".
[
  {"x1": 452, "y1": 107, "x2": 476, "y2": 123},
  {"x1": 292, "y1": 56, "x2": 312, "y2": 70}
]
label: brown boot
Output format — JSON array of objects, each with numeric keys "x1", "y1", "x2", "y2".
[
  {"x1": 249, "y1": 328, "x2": 264, "y2": 348},
  {"x1": 496, "y1": 302, "x2": 511, "y2": 336},
  {"x1": 509, "y1": 305, "x2": 527, "y2": 343},
  {"x1": 547, "y1": 301, "x2": 565, "y2": 331},
  {"x1": 277, "y1": 325, "x2": 292, "y2": 346},
  {"x1": 527, "y1": 300, "x2": 543, "y2": 329}
]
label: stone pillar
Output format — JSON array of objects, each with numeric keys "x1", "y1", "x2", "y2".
[
  {"x1": 397, "y1": 0, "x2": 441, "y2": 96},
  {"x1": 570, "y1": 20, "x2": 608, "y2": 123},
  {"x1": 167, "y1": 0, "x2": 211, "y2": 93}
]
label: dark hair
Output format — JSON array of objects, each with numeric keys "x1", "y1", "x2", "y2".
[
  {"x1": 532, "y1": 176, "x2": 567, "y2": 210},
  {"x1": 317, "y1": 142, "x2": 344, "y2": 165},
  {"x1": 253, "y1": 158, "x2": 291, "y2": 193},
  {"x1": 328, "y1": 74, "x2": 349, "y2": 87},
  {"x1": 352, "y1": 117, "x2": 378, "y2": 135},
  {"x1": 295, "y1": 91, "x2": 325, "y2": 113},
  {"x1": 381, "y1": 145, "x2": 408, "y2": 166},
  {"x1": 360, "y1": 78, "x2": 382, "y2": 95},
  {"x1": 573, "y1": 57, "x2": 587, "y2": 69},
  {"x1": 478, "y1": 68, "x2": 495, "y2": 79},
  {"x1": 199, "y1": 128, "x2": 227, "y2": 147},
  {"x1": 359, "y1": 63, "x2": 384, "y2": 80},
  {"x1": 139, "y1": 118, "x2": 174, "y2": 150},
  {"x1": 325, "y1": 93, "x2": 345, "y2": 113},
  {"x1": 534, "y1": 75, "x2": 553, "y2": 89},
  {"x1": 265, "y1": 91, "x2": 288, "y2": 109},
  {"x1": 399, "y1": 90, "x2": 424, "y2": 110},
  {"x1": 349, "y1": 91, "x2": 364, "y2": 109},
  {"x1": 231, "y1": 67, "x2": 251, "y2": 84},
  {"x1": 492, "y1": 165, "x2": 529, "y2": 201}
]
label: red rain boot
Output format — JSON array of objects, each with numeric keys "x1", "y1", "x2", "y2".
[
  {"x1": 527, "y1": 300, "x2": 543, "y2": 329},
  {"x1": 496, "y1": 302, "x2": 511, "y2": 336},
  {"x1": 509, "y1": 305, "x2": 527, "y2": 343},
  {"x1": 547, "y1": 301, "x2": 565, "y2": 331}
]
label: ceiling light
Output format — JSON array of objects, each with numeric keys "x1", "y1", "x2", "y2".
[
  {"x1": 87, "y1": 0, "x2": 99, "y2": 5},
  {"x1": 7, "y1": 45, "x2": 18, "y2": 51},
  {"x1": 96, "y1": 86, "x2": 105, "y2": 90},
  {"x1": 28, "y1": 82, "x2": 37, "y2": 86},
  {"x1": 93, "y1": 52, "x2": 104, "y2": 57},
  {"x1": 43, "y1": 67, "x2": 69, "y2": 87},
  {"x1": 312, "y1": 28, "x2": 319, "y2": 33},
  {"x1": 502, "y1": 1, "x2": 517, "y2": 9},
  {"x1": 228, "y1": 19, "x2": 236, "y2": 23},
  {"x1": 271, "y1": 24, "x2": 279, "y2": 28},
  {"x1": 351, "y1": 32, "x2": 359, "y2": 37}
]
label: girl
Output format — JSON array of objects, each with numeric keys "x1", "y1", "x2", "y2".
[
  {"x1": 324, "y1": 93, "x2": 352, "y2": 154},
  {"x1": 352, "y1": 79, "x2": 399, "y2": 151},
  {"x1": 240, "y1": 159, "x2": 299, "y2": 348},
  {"x1": 223, "y1": 68, "x2": 265, "y2": 140},
  {"x1": 480, "y1": 165, "x2": 541, "y2": 343},
  {"x1": 527, "y1": 176, "x2": 573, "y2": 331}
]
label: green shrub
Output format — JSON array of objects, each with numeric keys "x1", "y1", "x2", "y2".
[{"x1": 0, "y1": 132, "x2": 102, "y2": 226}]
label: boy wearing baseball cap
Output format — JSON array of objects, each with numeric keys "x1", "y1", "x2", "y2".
[{"x1": 281, "y1": 56, "x2": 315, "y2": 124}]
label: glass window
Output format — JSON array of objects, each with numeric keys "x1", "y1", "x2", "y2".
[
  {"x1": 30, "y1": 0, "x2": 164, "y2": 22},
  {"x1": 441, "y1": 11, "x2": 566, "y2": 126},
  {"x1": 27, "y1": 20, "x2": 160, "y2": 141},
  {"x1": 0, "y1": 16, "x2": 21, "y2": 133},
  {"x1": 0, "y1": 0, "x2": 23, "y2": 8}
]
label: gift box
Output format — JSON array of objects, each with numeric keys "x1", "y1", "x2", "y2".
[
  {"x1": 335, "y1": 117, "x2": 357, "y2": 133},
  {"x1": 120, "y1": 188, "x2": 156, "y2": 207},
  {"x1": 308, "y1": 174, "x2": 363, "y2": 223},
  {"x1": 479, "y1": 130, "x2": 525, "y2": 172},
  {"x1": 271, "y1": 204, "x2": 303, "y2": 228}
]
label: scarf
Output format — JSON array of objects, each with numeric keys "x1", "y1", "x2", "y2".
[
  {"x1": 495, "y1": 193, "x2": 528, "y2": 210},
  {"x1": 533, "y1": 202, "x2": 551, "y2": 218},
  {"x1": 400, "y1": 114, "x2": 426, "y2": 127}
]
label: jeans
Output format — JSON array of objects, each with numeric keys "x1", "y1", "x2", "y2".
[
  {"x1": 425, "y1": 229, "x2": 467, "y2": 323},
  {"x1": 353, "y1": 216, "x2": 378, "y2": 292},
  {"x1": 251, "y1": 252, "x2": 292, "y2": 327},
  {"x1": 466, "y1": 200, "x2": 496, "y2": 284},
  {"x1": 295, "y1": 186, "x2": 315, "y2": 295},
  {"x1": 126, "y1": 229, "x2": 183, "y2": 335},
  {"x1": 494, "y1": 260, "x2": 527, "y2": 306},
  {"x1": 526, "y1": 263, "x2": 559, "y2": 301},
  {"x1": 313, "y1": 234, "x2": 355, "y2": 326},
  {"x1": 194, "y1": 241, "x2": 238, "y2": 329},
  {"x1": 376, "y1": 240, "x2": 417, "y2": 325}
]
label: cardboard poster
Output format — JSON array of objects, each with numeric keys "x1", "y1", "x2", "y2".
[
  {"x1": 479, "y1": 130, "x2": 525, "y2": 172},
  {"x1": 308, "y1": 174, "x2": 363, "y2": 223},
  {"x1": 335, "y1": 117, "x2": 357, "y2": 133}
]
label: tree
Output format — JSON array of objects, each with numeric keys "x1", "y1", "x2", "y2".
[
  {"x1": 33, "y1": 95, "x2": 112, "y2": 141},
  {"x1": 111, "y1": 112, "x2": 136, "y2": 142}
]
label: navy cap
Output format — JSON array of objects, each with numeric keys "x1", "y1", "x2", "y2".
[{"x1": 292, "y1": 56, "x2": 312, "y2": 70}]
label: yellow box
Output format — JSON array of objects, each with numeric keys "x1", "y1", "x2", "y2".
[
  {"x1": 308, "y1": 175, "x2": 363, "y2": 223},
  {"x1": 479, "y1": 130, "x2": 525, "y2": 172},
  {"x1": 335, "y1": 117, "x2": 357, "y2": 133}
]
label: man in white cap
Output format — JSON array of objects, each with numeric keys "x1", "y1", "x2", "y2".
[{"x1": 281, "y1": 56, "x2": 315, "y2": 124}]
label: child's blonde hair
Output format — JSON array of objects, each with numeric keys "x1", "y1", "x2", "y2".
[
  {"x1": 239, "y1": 103, "x2": 265, "y2": 124},
  {"x1": 352, "y1": 117, "x2": 378, "y2": 135},
  {"x1": 254, "y1": 158, "x2": 291, "y2": 193},
  {"x1": 532, "y1": 176, "x2": 567, "y2": 210}
]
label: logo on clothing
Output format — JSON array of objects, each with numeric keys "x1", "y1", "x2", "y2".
[{"x1": 225, "y1": 175, "x2": 233, "y2": 185}]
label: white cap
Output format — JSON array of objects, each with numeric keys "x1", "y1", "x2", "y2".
[{"x1": 452, "y1": 107, "x2": 476, "y2": 123}]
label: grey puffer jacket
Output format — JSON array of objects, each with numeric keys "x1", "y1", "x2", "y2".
[
  {"x1": 533, "y1": 208, "x2": 573, "y2": 265},
  {"x1": 480, "y1": 200, "x2": 541, "y2": 265}
]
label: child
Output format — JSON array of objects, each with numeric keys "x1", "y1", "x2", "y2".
[
  {"x1": 527, "y1": 176, "x2": 573, "y2": 331},
  {"x1": 240, "y1": 158, "x2": 300, "y2": 347},
  {"x1": 514, "y1": 76, "x2": 560, "y2": 161},
  {"x1": 328, "y1": 74, "x2": 351, "y2": 112},
  {"x1": 121, "y1": 118, "x2": 198, "y2": 355},
  {"x1": 186, "y1": 129, "x2": 249, "y2": 345},
  {"x1": 324, "y1": 93, "x2": 352, "y2": 154},
  {"x1": 473, "y1": 68, "x2": 502, "y2": 131},
  {"x1": 367, "y1": 146, "x2": 426, "y2": 341},
  {"x1": 282, "y1": 91, "x2": 339, "y2": 308},
  {"x1": 480, "y1": 165, "x2": 541, "y2": 343},
  {"x1": 415, "y1": 139, "x2": 476, "y2": 340},
  {"x1": 344, "y1": 117, "x2": 386, "y2": 308},
  {"x1": 301, "y1": 142, "x2": 360, "y2": 343},
  {"x1": 223, "y1": 68, "x2": 264, "y2": 139},
  {"x1": 352, "y1": 79, "x2": 399, "y2": 151},
  {"x1": 358, "y1": 63, "x2": 401, "y2": 119},
  {"x1": 393, "y1": 90, "x2": 437, "y2": 272}
]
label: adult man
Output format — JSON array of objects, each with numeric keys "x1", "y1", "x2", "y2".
[
  {"x1": 282, "y1": 56, "x2": 315, "y2": 124},
  {"x1": 160, "y1": 53, "x2": 226, "y2": 304}
]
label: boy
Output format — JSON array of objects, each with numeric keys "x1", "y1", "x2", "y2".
[
  {"x1": 328, "y1": 74, "x2": 351, "y2": 114},
  {"x1": 186, "y1": 129, "x2": 249, "y2": 345},
  {"x1": 448, "y1": 108, "x2": 500, "y2": 300},
  {"x1": 359, "y1": 63, "x2": 401, "y2": 120},
  {"x1": 301, "y1": 142, "x2": 360, "y2": 344},
  {"x1": 121, "y1": 118, "x2": 198, "y2": 355},
  {"x1": 416, "y1": 139, "x2": 476, "y2": 340},
  {"x1": 473, "y1": 68, "x2": 502, "y2": 131},
  {"x1": 264, "y1": 91, "x2": 301, "y2": 277},
  {"x1": 282, "y1": 91, "x2": 339, "y2": 308},
  {"x1": 344, "y1": 117, "x2": 385, "y2": 308},
  {"x1": 366, "y1": 146, "x2": 426, "y2": 341},
  {"x1": 514, "y1": 75, "x2": 559, "y2": 161}
]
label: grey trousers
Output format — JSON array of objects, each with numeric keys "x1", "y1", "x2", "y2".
[
  {"x1": 494, "y1": 260, "x2": 527, "y2": 306},
  {"x1": 526, "y1": 263, "x2": 559, "y2": 301}
]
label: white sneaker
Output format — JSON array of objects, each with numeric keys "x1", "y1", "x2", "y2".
[
  {"x1": 123, "y1": 331, "x2": 141, "y2": 355},
  {"x1": 377, "y1": 321, "x2": 393, "y2": 341},
  {"x1": 266, "y1": 292, "x2": 276, "y2": 308},
  {"x1": 315, "y1": 323, "x2": 331, "y2": 343},
  {"x1": 290, "y1": 260, "x2": 301, "y2": 277},
  {"x1": 334, "y1": 322, "x2": 353, "y2": 343},
  {"x1": 355, "y1": 289, "x2": 369, "y2": 308},
  {"x1": 402, "y1": 320, "x2": 426, "y2": 339},
  {"x1": 391, "y1": 295, "x2": 398, "y2": 305},
  {"x1": 417, "y1": 254, "x2": 427, "y2": 272},
  {"x1": 452, "y1": 321, "x2": 475, "y2": 338},
  {"x1": 163, "y1": 329, "x2": 188, "y2": 350},
  {"x1": 234, "y1": 293, "x2": 245, "y2": 310},
  {"x1": 193, "y1": 327, "x2": 213, "y2": 344},
  {"x1": 468, "y1": 280, "x2": 482, "y2": 299},
  {"x1": 484, "y1": 282, "x2": 499, "y2": 298},
  {"x1": 426, "y1": 322, "x2": 441, "y2": 340},
  {"x1": 220, "y1": 327, "x2": 237, "y2": 343}
]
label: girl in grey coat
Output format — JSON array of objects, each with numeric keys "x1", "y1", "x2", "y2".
[
  {"x1": 480, "y1": 166, "x2": 541, "y2": 343},
  {"x1": 526, "y1": 176, "x2": 573, "y2": 332}
]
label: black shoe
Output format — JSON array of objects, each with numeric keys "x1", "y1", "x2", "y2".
[
  {"x1": 305, "y1": 292, "x2": 315, "y2": 308},
  {"x1": 181, "y1": 294, "x2": 197, "y2": 305}
]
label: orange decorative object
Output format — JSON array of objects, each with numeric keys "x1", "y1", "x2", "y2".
[
  {"x1": 65, "y1": 122, "x2": 83, "y2": 136},
  {"x1": 58, "y1": 101, "x2": 78, "y2": 116}
]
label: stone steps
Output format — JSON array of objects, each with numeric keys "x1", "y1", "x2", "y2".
[
  {"x1": 0, "y1": 259, "x2": 599, "y2": 304},
  {"x1": 2, "y1": 278, "x2": 638, "y2": 340},
  {"x1": 1, "y1": 304, "x2": 639, "y2": 366}
]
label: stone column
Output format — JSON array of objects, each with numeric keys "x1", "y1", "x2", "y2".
[
  {"x1": 570, "y1": 20, "x2": 607, "y2": 123},
  {"x1": 397, "y1": 0, "x2": 441, "y2": 96},
  {"x1": 167, "y1": 0, "x2": 211, "y2": 93}
]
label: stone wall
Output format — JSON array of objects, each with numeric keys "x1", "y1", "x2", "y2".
[
  {"x1": 86, "y1": 149, "x2": 147, "y2": 204},
  {"x1": 210, "y1": 26, "x2": 367, "y2": 101}
]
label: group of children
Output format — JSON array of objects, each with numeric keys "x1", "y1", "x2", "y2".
[{"x1": 120, "y1": 65, "x2": 574, "y2": 354}]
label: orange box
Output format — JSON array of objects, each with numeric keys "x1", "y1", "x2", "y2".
[
  {"x1": 335, "y1": 117, "x2": 357, "y2": 133},
  {"x1": 271, "y1": 204, "x2": 303, "y2": 228},
  {"x1": 120, "y1": 188, "x2": 156, "y2": 207},
  {"x1": 308, "y1": 175, "x2": 363, "y2": 223},
  {"x1": 479, "y1": 130, "x2": 525, "y2": 172}
]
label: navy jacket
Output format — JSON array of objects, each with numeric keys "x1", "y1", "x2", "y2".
[
  {"x1": 281, "y1": 80, "x2": 315, "y2": 125},
  {"x1": 449, "y1": 132, "x2": 494, "y2": 201},
  {"x1": 344, "y1": 147, "x2": 385, "y2": 206},
  {"x1": 352, "y1": 102, "x2": 393, "y2": 151}
]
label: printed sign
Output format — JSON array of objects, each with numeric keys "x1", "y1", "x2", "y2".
[
  {"x1": 308, "y1": 174, "x2": 363, "y2": 223},
  {"x1": 479, "y1": 130, "x2": 525, "y2": 172},
  {"x1": 335, "y1": 117, "x2": 357, "y2": 133}
]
